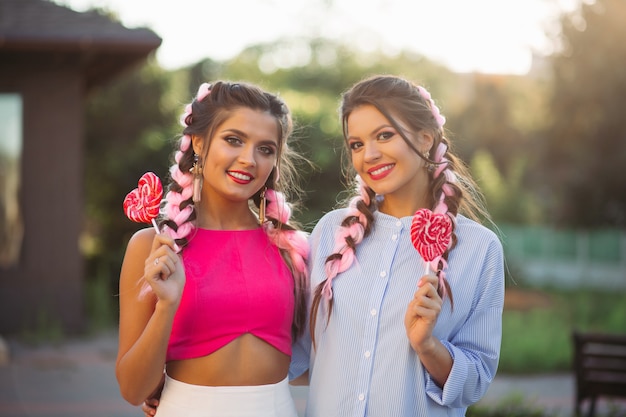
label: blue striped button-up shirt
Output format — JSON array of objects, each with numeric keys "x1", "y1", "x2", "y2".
[{"x1": 290, "y1": 209, "x2": 504, "y2": 417}]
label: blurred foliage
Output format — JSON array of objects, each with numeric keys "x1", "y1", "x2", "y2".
[
  {"x1": 82, "y1": 0, "x2": 626, "y2": 324},
  {"x1": 499, "y1": 288, "x2": 626, "y2": 374},
  {"x1": 468, "y1": 395, "x2": 555, "y2": 417},
  {"x1": 83, "y1": 58, "x2": 179, "y2": 297},
  {"x1": 538, "y1": 0, "x2": 626, "y2": 227}
]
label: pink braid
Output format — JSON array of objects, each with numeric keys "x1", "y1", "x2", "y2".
[
  {"x1": 264, "y1": 188, "x2": 292, "y2": 224},
  {"x1": 161, "y1": 136, "x2": 196, "y2": 243},
  {"x1": 179, "y1": 84, "x2": 211, "y2": 127},
  {"x1": 321, "y1": 176, "x2": 370, "y2": 299},
  {"x1": 429, "y1": 142, "x2": 457, "y2": 299},
  {"x1": 262, "y1": 189, "x2": 308, "y2": 278},
  {"x1": 417, "y1": 86, "x2": 446, "y2": 128}
]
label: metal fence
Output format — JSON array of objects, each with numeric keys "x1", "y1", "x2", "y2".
[{"x1": 498, "y1": 225, "x2": 626, "y2": 290}]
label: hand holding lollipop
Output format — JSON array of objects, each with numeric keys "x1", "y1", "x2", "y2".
[
  {"x1": 123, "y1": 172, "x2": 163, "y2": 233},
  {"x1": 410, "y1": 208, "x2": 452, "y2": 277}
]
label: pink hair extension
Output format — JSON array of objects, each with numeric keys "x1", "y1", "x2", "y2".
[
  {"x1": 321, "y1": 212, "x2": 367, "y2": 300},
  {"x1": 196, "y1": 83, "x2": 211, "y2": 101},
  {"x1": 179, "y1": 84, "x2": 212, "y2": 127},
  {"x1": 430, "y1": 142, "x2": 459, "y2": 299},
  {"x1": 354, "y1": 175, "x2": 371, "y2": 205},
  {"x1": 264, "y1": 188, "x2": 292, "y2": 224},
  {"x1": 417, "y1": 86, "x2": 446, "y2": 128},
  {"x1": 264, "y1": 225, "x2": 309, "y2": 275},
  {"x1": 262, "y1": 188, "x2": 308, "y2": 278},
  {"x1": 179, "y1": 134, "x2": 191, "y2": 152},
  {"x1": 174, "y1": 136, "x2": 191, "y2": 165},
  {"x1": 179, "y1": 104, "x2": 192, "y2": 127},
  {"x1": 433, "y1": 143, "x2": 457, "y2": 215},
  {"x1": 320, "y1": 175, "x2": 372, "y2": 299},
  {"x1": 161, "y1": 138, "x2": 196, "y2": 243}
]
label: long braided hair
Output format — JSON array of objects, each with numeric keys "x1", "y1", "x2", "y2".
[
  {"x1": 158, "y1": 81, "x2": 309, "y2": 339},
  {"x1": 310, "y1": 75, "x2": 490, "y2": 341}
]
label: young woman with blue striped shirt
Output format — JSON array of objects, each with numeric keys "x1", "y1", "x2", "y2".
[{"x1": 289, "y1": 74, "x2": 505, "y2": 417}]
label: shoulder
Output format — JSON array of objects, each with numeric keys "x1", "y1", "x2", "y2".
[
  {"x1": 311, "y1": 209, "x2": 350, "y2": 235},
  {"x1": 316, "y1": 208, "x2": 350, "y2": 227},
  {"x1": 455, "y1": 215, "x2": 503, "y2": 253},
  {"x1": 121, "y1": 227, "x2": 157, "y2": 273},
  {"x1": 119, "y1": 227, "x2": 157, "y2": 297},
  {"x1": 126, "y1": 227, "x2": 157, "y2": 252}
]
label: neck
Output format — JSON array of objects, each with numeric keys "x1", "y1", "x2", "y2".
[
  {"x1": 196, "y1": 200, "x2": 260, "y2": 230},
  {"x1": 378, "y1": 190, "x2": 430, "y2": 218}
]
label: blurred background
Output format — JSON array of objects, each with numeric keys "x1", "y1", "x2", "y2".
[{"x1": 1, "y1": 0, "x2": 625, "y2": 416}]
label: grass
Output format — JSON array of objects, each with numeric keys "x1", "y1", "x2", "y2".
[
  {"x1": 469, "y1": 396, "x2": 626, "y2": 417},
  {"x1": 499, "y1": 286, "x2": 626, "y2": 374}
]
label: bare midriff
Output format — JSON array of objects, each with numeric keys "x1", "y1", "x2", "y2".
[{"x1": 166, "y1": 333, "x2": 290, "y2": 386}]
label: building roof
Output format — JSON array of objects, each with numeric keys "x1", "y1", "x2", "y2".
[{"x1": 0, "y1": 0, "x2": 162, "y2": 90}]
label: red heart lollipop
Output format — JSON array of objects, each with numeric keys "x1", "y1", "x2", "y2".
[
  {"x1": 410, "y1": 208, "x2": 452, "y2": 274},
  {"x1": 123, "y1": 172, "x2": 163, "y2": 232}
]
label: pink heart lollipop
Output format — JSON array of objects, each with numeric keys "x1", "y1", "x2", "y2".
[
  {"x1": 410, "y1": 208, "x2": 452, "y2": 275},
  {"x1": 123, "y1": 172, "x2": 163, "y2": 233}
]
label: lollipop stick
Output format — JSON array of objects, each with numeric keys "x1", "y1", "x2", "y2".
[
  {"x1": 422, "y1": 261, "x2": 430, "y2": 277},
  {"x1": 151, "y1": 218, "x2": 160, "y2": 234}
]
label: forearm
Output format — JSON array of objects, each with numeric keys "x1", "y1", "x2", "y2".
[
  {"x1": 116, "y1": 302, "x2": 176, "y2": 405},
  {"x1": 415, "y1": 336, "x2": 453, "y2": 388}
]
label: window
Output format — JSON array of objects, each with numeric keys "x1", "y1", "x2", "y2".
[{"x1": 0, "y1": 94, "x2": 23, "y2": 267}]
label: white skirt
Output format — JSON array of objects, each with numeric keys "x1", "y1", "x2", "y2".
[{"x1": 154, "y1": 374, "x2": 299, "y2": 417}]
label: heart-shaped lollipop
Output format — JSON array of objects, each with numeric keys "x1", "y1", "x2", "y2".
[
  {"x1": 410, "y1": 208, "x2": 452, "y2": 275},
  {"x1": 123, "y1": 172, "x2": 163, "y2": 232}
]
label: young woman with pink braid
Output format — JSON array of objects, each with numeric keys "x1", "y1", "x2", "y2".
[
  {"x1": 116, "y1": 81, "x2": 309, "y2": 417},
  {"x1": 290, "y1": 75, "x2": 505, "y2": 416}
]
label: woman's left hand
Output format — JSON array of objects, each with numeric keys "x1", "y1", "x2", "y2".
[{"x1": 404, "y1": 273, "x2": 442, "y2": 353}]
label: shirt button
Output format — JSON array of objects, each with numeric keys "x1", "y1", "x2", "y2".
[
  {"x1": 364, "y1": 350, "x2": 371, "y2": 358},
  {"x1": 370, "y1": 309, "x2": 377, "y2": 316},
  {"x1": 391, "y1": 234, "x2": 397, "y2": 241},
  {"x1": 358, "y1": 393, "x2": 365, "y2": 401},
  {"x1": 380, "y1": 271, "x2": 386, "y2": 277},
  {"x1": 396, "y1": 221, "x2": 402, "y2": 227}
]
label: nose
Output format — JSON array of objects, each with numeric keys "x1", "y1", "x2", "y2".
[
  {"x1": 238, "y1": 145, "x2": 257, "y2": 167},
  {"x1": 363, "y1": 142, "x2": 382, "y2": 163}
]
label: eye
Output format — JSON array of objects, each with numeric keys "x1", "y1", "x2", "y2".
[
  {"x1": 348, "y1": 140, "x2": 363, "y2": 151},
  {"x1": 225, "y1": 136, "x2": 242, "y2": 146},
  {"x1": 258, "y1": 145, "x2": 276, "y2": 155},
  {"x1": 376, "y1": 131, "x2": 395, "y2": 141}
]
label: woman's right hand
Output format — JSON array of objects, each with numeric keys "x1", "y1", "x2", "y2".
[
  {"x1": 142, "y1": 397, "x2": 159, "y2": 417},
  {"x1": 141, "y1": 373, "x2": 164, "y2": 417},
  {"x1": 144, "y1": 233, "x2": 185, "y2": 307}
]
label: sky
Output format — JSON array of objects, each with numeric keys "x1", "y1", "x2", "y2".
[{"x1": 56, "y1": 0, "x2": 584, "y2": 75}]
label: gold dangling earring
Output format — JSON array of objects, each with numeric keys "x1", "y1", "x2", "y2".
[
  {"x1": 191, "y1": 154, "x2": 203, "y2": 203},
  {"x1": 259, "y1": 187, "x2": 267, "y2": 224}
]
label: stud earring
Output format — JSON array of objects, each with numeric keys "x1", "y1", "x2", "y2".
[{"x1": 190, "y1": 154, "x2": 203, "y2": 203}]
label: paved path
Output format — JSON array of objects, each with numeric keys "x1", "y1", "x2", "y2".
[{"x1": 0, "y1": 330, "x2": 624, "y2": 417}]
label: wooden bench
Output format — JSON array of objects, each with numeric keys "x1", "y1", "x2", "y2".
[{"x1": 572, "y1": 331, "x2": 626, "y2": 417}]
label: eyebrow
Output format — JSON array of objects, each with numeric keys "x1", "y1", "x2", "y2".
[
  {"x1": 347, "y1": 124, "x2": 394, "y2": 141},
  {"x1": 221, "y1": 128, "x2": 278, "y2": 147}
]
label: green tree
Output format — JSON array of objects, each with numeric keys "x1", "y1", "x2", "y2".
[
  {"x1": 541, "y1": 0, "x2": 626, "y2": 227},
  {"x1": 471, "y1": 150, "x2": 541, "y2": 224},
  {"x1": 214, "y1": 38, "x2": 458, "y2": 227},
  {"x1": 83, "y1": 59, "x2": 178, "y2": 295}
]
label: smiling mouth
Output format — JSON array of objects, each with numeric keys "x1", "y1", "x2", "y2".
[
  {"x1": 228, "y1": 171, "x2": 254, "y2": 182},
  {"x1": 369, "y1": 164, "x2": 394, "y2": 176}
]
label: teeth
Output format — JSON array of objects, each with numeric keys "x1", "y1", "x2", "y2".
[
  {"x1": 371, "y1": 165, "x2": 392, "y2": 176},
  {"x1": 230, "y1": 172, "x2": 252, "y2": 181}
]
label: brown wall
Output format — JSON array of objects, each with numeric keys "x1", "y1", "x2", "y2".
[{"x1": 0, "y1": 53, "x2": 86, "y2": 334}]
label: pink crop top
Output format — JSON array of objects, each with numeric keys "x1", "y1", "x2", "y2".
[{"x1": 166, "y1": 228, "x2": 294, "y2": 362}]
